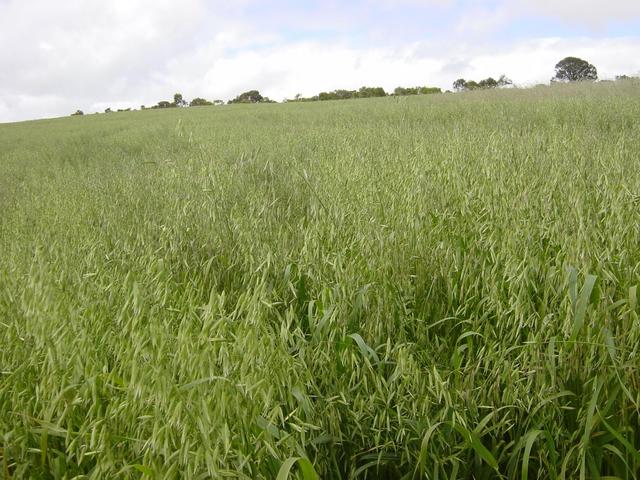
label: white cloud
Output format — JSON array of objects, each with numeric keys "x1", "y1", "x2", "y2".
[
  {"x1": 157, "y1": 36, "x2": 640, "y2": 102},
  {"x1": 515, "y1": 0, "x2": 640, "y2": 25},
  {"x1": 0, "y1": 0, "x2": 639, "y2": 122},
  {"x1": 0, "y1": 0, "x2": 243, "y2": 120}
]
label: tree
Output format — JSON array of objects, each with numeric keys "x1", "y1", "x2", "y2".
[
  {"x1": 465, "y1": 80, "x2": 480, "y2": 90},
  {"x1": 453, "y1": 79, "x2": 467, "y2": 91},
  {"x1": 394, "y1": 86, "x2": 414, "y2": 96},
  {"x1": 173, "y1": 93, "x2": 187, "y2": 107},
  {"x1": 393, "y1": 86, "x2": 441, "y2": 96},
  {"x1": 616, "y1": 74, "x2": 638, "y2": 81},
  {"x1": 229, "y1": 90, "x2": 264, "y2": 104},
  {"x1": 71, "y1": 110, "x2": 84, "y2": 116},
  {"x1": 478, "y1": 77, "x2": 498, "y2": 89},
  {"x1": 553, "y1": 57, "x2": 597, "y2": 82},
  {"x1": 190, "y1": 97, "x2": 213, "y2": 107},
  {"x1": 497, "y1": 74, "x2": 513, "y2": 87},
  {"x1": 358, "y1": 86, "x2": 387, "y2": 98},
  {"x1": 105, "y1": 108, "x2": 112, "y2": 113}
]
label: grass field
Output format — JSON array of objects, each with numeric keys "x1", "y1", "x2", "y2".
[{"x1": 1, "y1": 81, "x2": 640, "y2": 479}]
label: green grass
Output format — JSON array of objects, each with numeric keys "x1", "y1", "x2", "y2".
[{"x1": 1, "y1": 81, "x2": 640, "y2": 479}]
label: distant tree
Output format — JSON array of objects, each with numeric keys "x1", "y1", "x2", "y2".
[
  {"x1": 497, "y1": 74, "x2": 513, "y2": 87},
  {"x1": 615, "y1": 74, "x2": 638, "y2": 81},
  {"x1": 553, "y1": 57, "x2": 598, "y2": 82},
  {"x1": 173, "y1": 93, "x2": 187, "y2": 107},
  {"x1": 290, "y1": 94, "x2": 319, "y2": 102},
  {"x1": 394, "y1": 86, "x2": 415, "y2": 96},
  {"x1": 105, "y1": 108, "x2": 112, "y2": 113},
  {"x1": 454, "y1": 76, "x2": 511, "y2": 91},
  {"x1": 156, "y1": 101, "x2": 174, "y2": 109},
  {"x1": 478, "y1": 77, "x2": 498, "y2": 89},
  {"x1": 190, "y1": 97, "x2": 213, "y2": 107},
  {"x1": 71, "y1": 110, "x2": 84, "y2": 116},
  {"x1": 213, "y1": 100, "x2": 224, "y2": 106},
  {"x1": 140, "y1": 105, "x2": 146, "y2": 110},
  {"x1": 465, "y1": 80, "x2": 480, "y2": 90},
  {"x1": 336, "y1": 89, "x2": 357, "y2": 99},
  {"x1": 229, "y1": 90, "x2": 264, "y2": 104},
  {"x1": 394, "y1": 86, "x2": 441, "y2": 96},
  {"x1": 453, "y1": 79, "x2": 467, "y2": 91},
  {"x1": 358, "y1": 86, "x2": 387, "y2": 98}
]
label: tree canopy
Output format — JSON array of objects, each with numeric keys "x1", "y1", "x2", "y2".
[
  {"x1": 189, "y1": 97, "x2": 213, "y2": 107},
  {"x1": 552, "y1": 57, "x2": 598, "y2": 82},
  {"x1": 393, "y1": 86, "x2": 441, "y2": 96},
  {"x1": 228, "y1": 90, "x2": 269, "y2": 104},
  {"x1": 453, "y1": 75, "x2": 512, "y2": 91},
  {"x1": 173, "y1": 93, "x2": 187, "y2": 107},
  {"x1": 289, "y1": 85, "x2": 439, "y2": 103}
]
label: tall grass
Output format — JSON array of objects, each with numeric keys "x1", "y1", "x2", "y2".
[{"x1": 1, "y1": 81, "x2": 640, "y2": 478}]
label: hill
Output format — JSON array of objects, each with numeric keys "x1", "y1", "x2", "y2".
[{"x1": 1, "y1": 81, "x2": 640, "y2": 478}]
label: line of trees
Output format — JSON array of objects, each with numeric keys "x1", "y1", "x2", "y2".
[
  {"x1": 144, "y1": 93, "x2": 226, "y2": 109},
  {"x1": 78, "y1": 56, "x2": 638, "y2": 116},
  {"x1": 227, "y1": 90, "x2": 276, "y2": 104},
  {"x1": 289, "y1": 85, "x2": 442, "y2": 102},
  {"x1": 453, "y1": 74, "x2": 513, "y2": 91}
]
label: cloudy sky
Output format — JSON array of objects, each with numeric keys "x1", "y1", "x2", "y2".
[{"x1": 1, "y1": 0, "x2": 639, "y2": 122}]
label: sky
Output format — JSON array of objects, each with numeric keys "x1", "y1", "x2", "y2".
[{"x1": 1, "y1": 0, "x2": 639, "y2": 122}]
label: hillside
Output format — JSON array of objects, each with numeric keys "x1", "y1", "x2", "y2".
[{"x1": 1, "y1": 81, "x2": 640, "y2": 478}]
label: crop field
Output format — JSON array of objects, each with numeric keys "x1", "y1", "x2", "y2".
[{"x1": 1, "y1": 81, "x2": 640, "y2": 478}]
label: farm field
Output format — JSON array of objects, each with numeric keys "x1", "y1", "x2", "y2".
[{"x1": 1, "y1": 81, "x2": 640, "y2": 478}]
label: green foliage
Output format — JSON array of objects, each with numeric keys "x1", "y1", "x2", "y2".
[
  {"x1": 478, "y1": 77, "x2": 498, "y2": 88},
  {"x1": 189, "y1": 97, "x2": 213, "y2": 107},
  {"x1": 454, "y1": 75, "x2": 512, "y2": 91},
  {"x1": 453, "y1": 78, "x2": 467, "y2": 91},
  {"x1": 357, "y1": 86, "x2": 387, "y2": 98},
  {"x1": 154, "y1": 100, "x2": 175, "y2": 109},
  {"x1": 394, "y1": 86, "x2": 442, "y2": 96},
  {"x1": 318, "y1": 89, "x2": 357, "y2": 101},
  {"x1": 553, "y1": 57, "x2": 598, "y2": 82},
  {"x1": 228, "y1": 90, "x2": 266, "y2": 104},
  {"x1": 70, "y1": 110, "x2": 84, "y2": 116},
  {"x1": 1, "y1": 81, "x2": 640, "y2": 478},
  {"x1": 292, "y1": 86, "x2": 388, "y2": 102},
  {"x1": 173, "y1": 93, "x2": 187, "y2": 107},
  {"x1": 615, "y1": 75, "x2": 639, "y2": 82}
]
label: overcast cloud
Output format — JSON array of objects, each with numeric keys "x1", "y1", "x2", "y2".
[{"x1": 1, "y1": 0, "x2": 639, "y2": 122}]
